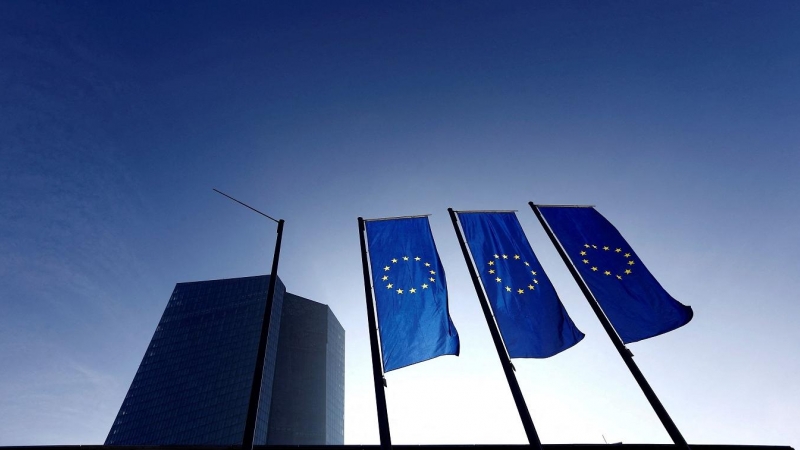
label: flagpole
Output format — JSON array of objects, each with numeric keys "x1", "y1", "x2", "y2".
[
  {"x1": 447, "y1": 208, "x2": 543, "y2": 449},
  {"x1": 242, "y1": 217, "x2": 283, "y2": 449},
  {"x1": 212, "y1": 189, "x2": 283, "y2": 450},
  {"x1": 529, "y1": 202, "x2": 689, "y2": 449},
  {"x1": 358, "y1": 217, "x2": 392, "y2": 450}
]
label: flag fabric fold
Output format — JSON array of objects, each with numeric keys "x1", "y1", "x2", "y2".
[
  {"x1": 537, "y1": 206, "x2": 693, "y2": 343},
  {"x1": 365, "y1": 217, "x2": 460, "y2": 372},
  {"x1": 457, "y1": 211, "x2": 584, "y2": 358}
]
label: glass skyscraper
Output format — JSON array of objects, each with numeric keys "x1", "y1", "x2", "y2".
[
  {"x1": 105, "y1": 275, "x2": 344, "y2": 445},
  {"x1": 267, "y1": 293, "x2": 345, "y2": 444}
]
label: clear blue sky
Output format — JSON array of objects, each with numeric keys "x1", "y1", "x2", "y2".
[{"x1": 1, "y1": 1, "x2": 798, "y2": 446}]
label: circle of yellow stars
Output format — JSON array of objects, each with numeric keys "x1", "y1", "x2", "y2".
[
  {"x1": 486, "y1": 253, "x2": 538, "y2": 295},
  {"x1": 577, "y1": 244, "x2": 635, "y2": 280},
  {"x1": 380, "y1": 255, "x2": 435, "y2": 295}
]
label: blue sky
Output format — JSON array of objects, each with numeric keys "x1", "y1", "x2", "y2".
[{"x1": 1, "y1": 1, "x2": 798, "y2": 446}]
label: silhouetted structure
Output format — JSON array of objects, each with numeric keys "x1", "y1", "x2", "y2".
[
  {"x1": 268, "y1": 293, "x2": 345, "y2": 444},
  {"x1": 105, "y1": 276, "x2": 344, "y2": 446}
]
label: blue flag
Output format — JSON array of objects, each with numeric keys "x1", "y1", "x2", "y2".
[
  {"x1": 457, "y1": 212, "x2": 584, "y2": 358},
  {"x1": 365, "y1": 216, "x2": 460, "y2": 372},
  {"x1": 538, "y1": 206, "x2": 693, "y2": 343}
]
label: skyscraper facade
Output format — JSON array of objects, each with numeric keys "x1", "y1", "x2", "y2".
[
  {"x1": 105, "y1": 275, "x2": 344, "y2": 445},
  {"x1": 267, "y1": 293, "x2": 344, "y2": 444}
]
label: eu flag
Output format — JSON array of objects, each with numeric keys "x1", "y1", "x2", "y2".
[
  {"x1": 365, "y1": 216, "x2": 460, "y2": 372},
  {"x1": 538, "y1": 206, "x2": 693, "y2": 343},
  {"x1": 457, "y1": 212, "x2": 584, "y2": 358}
]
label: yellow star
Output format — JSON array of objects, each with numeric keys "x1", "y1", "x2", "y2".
[
  {"x1": 414, "y1": 256, "x2": 421, "y2": 261},
  {"x1": 580, "y1": 251, "x2": 586, "y2": 256},
  {"x1": 603, "y1": 246, "x2": 609, "y2": 251},
  {"x1": 387, "y1": 283, "x2": 393, "y2": 289},
  {"x1": 396, "y1": 288, "x2": 403, "y2": 294},
  {"x1": 624, "y1": 253, "x2": 631, "y2": 258},
  {"x1": 502, "y1": 254, "x2": 508, "y2": 259},
  {"x1": 616, "y1": 275, "x2": 623, "y2": 280},
  {"x1": 591, "y1": 267, "x2": 598, "y2": 271},
  {"x1": 382, "y1": 275, "x2": 388, "y2": 281},
  {"x1": 488, "y1": 261, "x2": 494, "y2": 266},
  {"x1": 488, "y1": 269, "x2": 495, "y2": 274},
  {"x1": 533, "y1": 279, "x2": 538, "y2": 284},
  {"x1": 524, "y1": 262, "x2": 529, "y2": 266},
  {"x1": 583, "y1": 259, "x2": 589, "y2": 264},
  {"x1": 505, "y1": 286, "x2": 512, "y2": 292},
  {"x1": 592, "y1": 245, "x2": 597, "y2": 249},
  {"x1": 403, "y1": 256, "x2": 409, "y2": 261},
  {"x1": 625, "y1": 269, "x2": 632, "y2": 275},
  {"x1": 531, "y1": 271, "x2": 537, "y2": 275},
  {"x1": 615, "y1": 248, "x2": 622, "y2": 253},
  {"x1": 514, "y1": 255, "x2": 520, "y2": 259},
  {"x1": 429, "y1": 270, "x2": 435, "y2": 274},
  {"x1": 584, "y1": 244, "x2": 590, "y2": 248},
  {"x1": 517, "y1": 289, "x2": 524, "y2": 294},
  {"x1": 494, "y1": 254, "x2": 499, "y2": 259},
  {"x1": 495, "y1": 277, "x2": 502, "y2": 282},
  {"x1": 384, "y1": 266, "x2": 390, "y2": 271},
  {"x1": 425, "y1": 262, "x2": 431, "y2": 267},
  {"x1": 391, "y1": 258, "x2": 397, "y2": 263},
  {"x1": 410, "y1": 288, "x2": 417, "y2": 294},
  {"x1": 422, "y1": 283, "x2": 429, "y2": 289},
  {"x1": 628, "y1": 260, "x2": 635, "y2": 265},
  {"x1": 429, "y1": 277, "x2": 435, "y2": 282},
  {"x1": 528, "y1": 284, "x2": 535, "y2": 290},
  {"x1": 604, "y1": 271, "x2": 611, "y2": 275}
]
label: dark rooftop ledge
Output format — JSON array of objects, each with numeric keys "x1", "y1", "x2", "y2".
[{"x1": 0, "y1": 445, "x2": 793, "y2": 450}]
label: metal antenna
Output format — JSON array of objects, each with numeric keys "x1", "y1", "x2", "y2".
[{"x1": 213, "y1": 188, "x2": 279, "y2": 223}]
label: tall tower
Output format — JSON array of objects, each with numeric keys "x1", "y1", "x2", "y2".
[
  {"x1": 105, "y1": 275, "x2": 344, "y2": 445},
  {"x1": 268, "y1": 293, "x2": 345, "y2": 444}
]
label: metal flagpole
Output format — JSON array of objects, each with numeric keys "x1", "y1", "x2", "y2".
[
  {"x1": 358, "y1": 217, "x2": 392, "y2": 450},
  {"x1": 529, "y1": 202, "x2": 689, "y2": 449},
  {"x1": 447, "y1": 208, "x2": 543, "y2": 449},
  {"x1": 212, "y1": 189, "x2": 284, "y2": 450}
]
